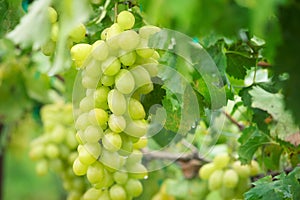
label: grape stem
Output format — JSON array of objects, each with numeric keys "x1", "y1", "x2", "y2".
[{"x1": 223, "y1": 111, "x2": 245, "y2": 131}]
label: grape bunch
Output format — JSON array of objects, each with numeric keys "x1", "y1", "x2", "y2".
[
  {"x1": 41, "y1": 7, "x2": 86, "y2": 57},
  {"x1": 198, "y1": 153, "x2": 260, "y2": 200},
  {"x1": 70, "y1": 10, "x2": 161, "y2": 200},
  {"x1": 29, "y1": 103, "x2": 88, "y2": 200}
]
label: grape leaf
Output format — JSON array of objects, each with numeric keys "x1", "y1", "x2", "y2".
[
  {"x1": 238, "y1": 126, "x2": 269, "y2": 164},
  {"x1": 245, "y1": 167, "x2": 300, "y2": 200},
  {"x1": 6, "y1": 0, "x2": 52, "y2": 49},
  {"x1": 249, "y1": 86, "x2": 299, "y2": 140}
]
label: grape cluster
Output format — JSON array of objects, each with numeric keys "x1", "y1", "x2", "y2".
[
  {"x1": 198, "y1": 153, "x2": 260, "y2": 199},
  {"x1": 70, "y1": 11, "x2": 161, "y2": 200},
  {"x1": 41, "y1": 7, "x2": 86, "y2": 57},
  {"x1": 29, "y1": 103, "x2": 88, "y2": 200}
]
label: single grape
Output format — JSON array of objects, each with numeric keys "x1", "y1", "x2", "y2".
[
  {"x1": 125, "y1": 179, "x2": 143, "y2": 197},
  {"x1": 249, "y1": 160, "x2": 260, "y2": 176},
  {"x1": 222, "y1": 169, "x2": 239, "y2": 188},
  {"x1": 106, "y1": 23, "x2": 123, "y2": 40},
  {"x1": 101, "y1": 75, "x2": 115, "y2": 86},
  {"x1": 213, "y1": 153, "x2": 230, "y2": 169},
  {"x1": 92, "y1": 40, "x2": 109, "y2": 61},
  {"x1": 83, "y1": 125, "x2": 103, "y2": 143},
  {"x1": 73, "y1": 157, "x2": 88, "y2": 176},
  {"x1": 87, "y1": 162, "x2": 104, "y2": 184},
  {"x1": 82, "y1": 187, "x2": 102, "y2": 200},
  {"x1": 107, "y1": 89, "x2": 127, "y2": 115},
  {"x1": 102, "y1": 131, "x2": 122, "y2": 152},
  {"x1": 113, "y1": 171, "x2": 128, "y2": 185},
  {"x1": 119, "y1": 51, "x2": 136, "y2": 66},
  {"x1": 139, "y1": 25, "x2": 161, "y2": 39},
  {"x1": 70, "y1": 23, "x2": 86, "y2": 43},
  {"x1": 124, "y1": 119, "x2": 148, "y2": 138},
  {"x1": 48, "y1": 7, "x2": 57, "y2": 24},
  {"x1": 109, "y1": 185, "x2": 127, "y2": 200},
  {"x1": 88, "y1": 108, "x2": 108, "y2": 129},
  {"x1": 94, "y1": 86, "x2": 110, "y2": 106},
  {"x1": 198, "y1": 163, "x2": 216, "y2": 180},
  {"x1": 45, "y1": 143, "x2": 60, "y2": 159},
  {"x1": 232, "y1": 161, "x2": 250, "y2": 178},
  {"x1": 128, "y1": 98, "x2": 146, "y2": 120},
  {"x1": 115, "y1": 69, "x2": 135, "y2": 94},
  {"x1": 208, "y1": 170, "x2": 224, "y2": 191},
  {"x1": 117, "y1": 11, "x2": 135, "y2": 30},
  {"x1": 36, "y1": 159, "x2": 48, "y2": 176},
  {"x1": 41, "y1": 40, "x2": 56, "y2": 56},
  {"x1": 108, "y1": 114, "x2": 126, "y2": 133},
  {"x1": 118, "y1": 30, "x2": 140, "y2": 51},
  {"x1": 132, "y1": 137, "x2": 147, "y2": 149},
  {"x1": 102, "y1": 56, "x2": 121, "y2": 76}
]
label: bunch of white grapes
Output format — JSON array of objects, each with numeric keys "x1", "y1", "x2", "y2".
[
  {"x1": 29, "y1": 103, "x2": 88, "y2": 200},
  {"x1": 70, "y1": 10, "x2": 161, "y2": 200},
  {"x1": 198, "y1": 153, "x2": 260, "y2": 200},
  {"x1": 41, "y1": 7, "x2": 86, "y2": 57}
]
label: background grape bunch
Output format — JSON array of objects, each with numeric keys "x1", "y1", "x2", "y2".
[
  {"x1": 29, "y1": 103, "x2": 88, "y2": 200},
  {"x1": 70, "y1": 10, "x2": 161, "y2": 200}
]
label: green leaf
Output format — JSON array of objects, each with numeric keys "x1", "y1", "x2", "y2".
[
  {"x1": 238, "y1": 126, "x2": 269, "y2": 164},
  {"x1": 245, "y1": 167, "x2": 300, "y2": 200},
  {"x1": 226, "y1": 51, "x2": 256, "y2": 79},
  {"x1": 260, "y1": 144, "x2": 283, "y2": 171},
  {"x1": 249, "y1": 86, "x2": 299, "y2": 140},
  {"x1": 6, "y1": 0, "x2": 52, "y2": 49}
]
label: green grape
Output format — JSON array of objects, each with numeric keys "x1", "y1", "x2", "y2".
[
  {"x1": 70, "y1": 44, "x2": 92, "y2": 68},
  {"x1": 113, "y1": 171, "x2": 128, "y2": 185},
  {"x1": 128, "y1": 98, "x2": 146, "y2": 120},
  {"x1": 45, "y1": 143, "x2": 60, "y2": 159},
  {"x1": 107, "y1": 89, "x2": 127, "y2": 115},
  {"x1": 232, "y1": 161, "x2": 250, "y2": 178},
  {"x1": 124, "y1": 119, "x2": 148, "y2": 138},
  {"x1": 100, "y1": 149, "x2": 124, "y2": 170},
  {"x1": 101, "y1": 75, "x2": 115, "y2": 86},
  {"x1": 208, "y1": 170, "x2": 224, "y2": 191},
  {"x1": 84, "y1": 59, "x2": 102, "y2": 79},
  {"x1": 115, "y1": 69, "x2": 135, "y2": 94},
  {"x1": 98, "y1": 190, "x2": 111, "y2": 200},
  {"x1": 136, "y1": 48, "x2": 154, "y2": 59},
  {"x1": 205, "y1": 190, "x2": 222, "y2": 200},
  {"x1": 138, "y1": 25, "x2": 161, "y2": 39},
  {"x1": 108, "y1": 114, "x2": 126, "y2": 133},
  {"x1": 103, "y1": 131, "x2": 122, "y2": 152},
  {"x1": 249, "y1": 160, "x2": 260, "y2": 176},
  {"x1": 92, "y1": 40, "x2": 109, "y2": 61},
  {"x1": 83, "y1": 125, "x2": 103, "y2": 143},
  {"x1": 70, "y1": 23, "x2": 86, "y2": 43},
  {"x1": 50, "y1": 158, "x2": 64, "y2": 172},
  {"x1": 118, "y1": 133, "x2": 133, "y2": 156},
  {"x1": 66, "y1": 130, "x2": 78, "y2": 149},
  {"x1": 117, "y1": 11, "x2": 135, "y2": 30},
  {"x1": 88, "y1": 108, "x2": 108, "y2": 129},
  {"x1": 125, "y1": 179, "x2": 143, "y2": 197},
  {"x1": 106, "y1": 23, "x2": 123, "y2": 40},
  {"x1": 132, "y1": 137, "x2": 147, "y2": 149},
  {"x1": 126, "y1": 163, "x2": 148, "y2": 179},
  {"x1": 87, "y1": 162, "x2": 105, "y2": 184},
  {"x1": 41, "y1": 40, "x2": 56, "y2": 56},
  {"x1": 78, "y1": 144, "x2": 99, "y2": 165},
  {"x1": 213, "y1": 153, "x2": 230, "y2": 169},
  {"x1": 101, "y1": 28, "x2": 109, "y2": 40},
  {"x1": 82, "y1": 188, "x2": 102, "y2": 200},
  {"x1": 129, "y1": 66, "x2": 152, "y2": 89},
  {"x1": 48, "y1": 7, "x2": 57, "y2": 24},
  {"x1": 118, "y1": 30, "x2": 140, "y2": 51},
  {"x1": 94, "y1": 86, "x2": 110, "y2": 105},
  {"x1": 198, "y1": 163, "x2": 216, "y2": 180},
  {"x1": 82, "y1": 75, "x2": 98, "y2": 89},
  {"x1": 75, "y1": 113, "x2": 90, "y2": 130},
  {"x1": 80, "y1": 96, "x2": 94, "y2": 112},
  {"x1": 102, "y1": 57, "x2": 121, "y2": 76},
  {"x1": 109, "y1": 185, "x2": 127, "y2": 200},
  {"x1": 36, "y1": 159, "x2": 48, "y2": 176},
  {"x1": 29, "y1": 144, "x2": 45, "y2": 160},
  {"x1": 73, "y1": 157, "x2": 88, "y2": 176},
  {"x1": 50, "y1": 125, "x2": 66, "y2": 143},
  {"x1": 222, "y1": 169, "x2": 239, "y2": 188},
  {"x1": 51, "y1": 23, "x2": 59, "y2": 41},
  {"x1": 119, "y1": 51, "x2": 136, "y2": 66},
  {"x1": 141, "y1": 64, "x2": 158, "y2": 77}
]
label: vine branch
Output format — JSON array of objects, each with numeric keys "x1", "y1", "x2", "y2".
[{"x1": 223, "y1": 111, "x2": 245, "y2": 131}]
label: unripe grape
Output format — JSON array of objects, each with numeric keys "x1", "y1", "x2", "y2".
[
  {"x1": 118, "y1": 133, "x2": 133, "y2": 156},
  {"x1": 78, "y1": 143, "x2": 100, "y2": 165},
  {"x1": 70, "y1": 23, "x2": 86, "y2": 43},
  {"x1": 108, "y1": 89, "x2": 127, "y2": 115},
  {"x1": 101, "y1": 28, "x2": 109, "y2": 40},
  {"x1": 128, "y1": 98, "x2": 146, "y2": 120},
  {"x1": 41, "y1": 40, "x2": 56, "y2": 56},
  {"x1": 208, "y1": 170, "x2": 224, "y2": 191},
  {"x1": 117, "y1": 11, "x2": 135, "y2": 30},
  {"x1": 45, "y1": 143, "x2": 60, "y2": 159},
  {"x1": 125, "y1": 179, "x2": 143, "y2": 197},
  {"x1": 88, "y1": 108, "x2": 108, "y2": 129},
  {"x1": 102, "y1": 56, "x2": 121, "y2": 76},
  {"x1": 109, "y1": 185, "x2": 127, "y2": 200},
  {"x1": 100, "y1": 149, "x2": 123, "y2": 170},
  {"x1": 142, "y1": 63, "x2": 159, "y2": 77},
  {"x1": 48, "y1": 7, "x2": 57, "y2": 24},
  {"x1": 102, "y1": 131, "x2": 122, "y2": 152},
  {"x1": 222, "y1": 169, "x2": 239, "y2": 188},
  {"x1": 101, "y1": 75, "x2": 115, "y2": 86},
  {"x1": 199, "y1": 163, "x2": 216, "y2": 180},
  {"x1": 94, "y1": 86, "x2": 110, "y2": 106},
  {"x1": 80, "y1": 96, "x2": 94, "y2": 112},
  {"x1": 70, "y1": 43, "x2": 92, "y2": 68},
  {"x1": 108, "y1": 114, "x2": 126, "y2": 133},
  {"x1": 92, "y1": 40, "x2": 109, "y2": 61},
  {"x1": 127, "y1": 163, "x2": 148, "y2": 179},
  {"x1": 29, "y1": 144, "x2": 45, "y2": 160},
  {"x1": 84, "y1": 59, "x2": 102, "y2": 79},
  {"x1": 133, "y1": 137, "x2": 147, "y2": 149},
  {"x1": 118, "y1": 30, "x2": 140, "y2": 51},
  {"x1": 115, "y1": 69, "x2": 135, "y2": 94},
  {"x1": 36, "y1": 159, "x2": 48, "y2": 176},
  {"x1": 82, "y1": 75, "x2": 98, "y2": 89},
  {"x1": 51, "y1": 23, "x2": 59, "y2": 41},
  {"x1": 129, "y1": 66, "x2": 152, "y2": 88},
  {"x1": 232, "y1": 161, "x2": 251, "y2": 178},
  {"x1": 213, "y1": 153, "x2": 230, "y2": 169},
  {"x1": 106, "y1": 23, "x2": 123, "y2": 40}
]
